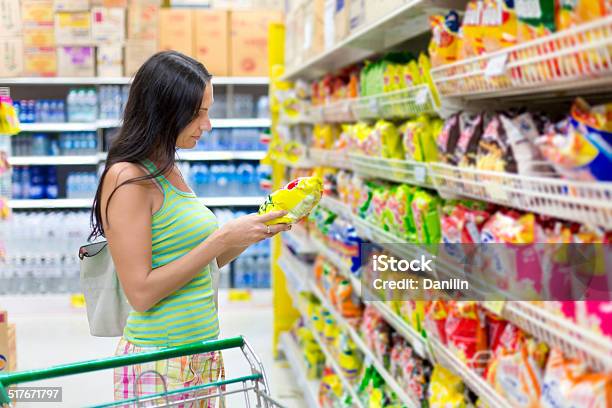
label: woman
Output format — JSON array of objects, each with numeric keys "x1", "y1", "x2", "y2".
[{"x1": 90, "y1": 51, "x2": 289, "y2": 407}]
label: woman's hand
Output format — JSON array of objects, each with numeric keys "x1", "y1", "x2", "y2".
[{"x1": 216, "y1": 210, "x2": 291, "y2": 248}]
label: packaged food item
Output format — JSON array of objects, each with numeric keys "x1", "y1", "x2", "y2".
[
  {"x1": 259, "y1": 177, "x2": 323, "y2": 225},
  {"x1": 575, "y1": 301, "x2": 612, "y2": 338},
  {"x1": 374, "y1": 119, "x2": 404, "y2": 159},
  {"x1": 437, "y1": 112, "x2": 462, "y2": 164},
  {"x1": 445, "y1": 301, "x2": 488, "y2": 370},
  {"x1": 336, "y1": 280, "x2": 363, "y2": 319},
  {"x1": 515, "y1": 0, "x2": 557, "y2": 42},
  {"x1": 426, "y1": 300, "x2": 449, "y2": 344},
  {"x1": 382, "y1": 184, "x2": 417, "y2": 242},
  {"x1": 417, "y1": 53, "x2": 441, "y2": 106},
  {"x1": 537, "y1": 99, "x2": 612, "y2": 181},
  {"x1": 556, "y1": 0, "x2": 609, "y2": 31},
  {"x1": 411, "y1": 190, "x2": 442, "y2": 244},
  {"x1": 428, "y1": 11, "x2": 461, "y2": 67},
  {"x1": 540, "y1": 348, "x2": 612, "y2": 408},
  {"x1": 367, "y1": 182, "x2": 390, "y2": 227},
  {"x1": 481, "y1": 0, "x2": 518, "y2": 53},
  {"x1": 428, "y1": 364, "x2": 468, "y2": 408},
  {"x1": 456, "y1": 112, "x2": 486, "y2": 167},
  {"x1": 338, "y1": 334, "x2": 362, "y2": 381},
  {"x1": 460, "y1": 0, "x2": 486, "y2": 59},
  {"x1": 319, "y1": 368, "x2": 344, "y2": 405},
  {"x1": 487, "y1": 337, "x2": 549, "y2": 407}
]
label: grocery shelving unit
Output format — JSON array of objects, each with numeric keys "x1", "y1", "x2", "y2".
[
  {"x1": 278, "y1": 332, "x2": 321, "y2": 408},
  {"x1": 0, "y1": 77, "x2": 269, "y2": 86}
]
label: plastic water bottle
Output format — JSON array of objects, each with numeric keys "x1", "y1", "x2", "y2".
[
  {"x1": 21, "y1": 166, "x2": 31, "y2": 199},
  {"x1": 11, "y1": 167, "x2": 22, "y2": 199},
  {"x1": 45, "y1": 167, "x2": 58, "y2": 199},
  {"x1": 86, "y1": 89, "x2": 97, "y2": 122}
]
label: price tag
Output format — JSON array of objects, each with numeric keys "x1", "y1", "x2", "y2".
[
  {"x1": 415, "y1": 87, "x2": 429, "y2": 106},
  {"x1": 369, "y1": 98, "x2": 378, "y2": 113},
  {"x1": 483, "y1": 300, "x2": 506, "y2": 315},
  {"x1": 485, "y1": 53, "x2": 508, "y2": 78},
  {"x1": 414, "y1": 166, "x2": 427, "y2": 183},
  {"x1": 485, "y1": 182, "x2": 509, "y2": 202}
]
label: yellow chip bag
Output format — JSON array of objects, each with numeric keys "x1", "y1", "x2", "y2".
[{"x1": 258, "y1": 177, "x2": 323, "y2": 225}]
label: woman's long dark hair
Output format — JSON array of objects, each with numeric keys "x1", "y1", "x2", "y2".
[{"x1": 90, "y1": 51, "x2": 212, "y2": 240}]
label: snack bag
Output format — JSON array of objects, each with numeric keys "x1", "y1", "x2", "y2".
[
  {"x1": 515, "y1": 0, "x2": 556, "y2": 42},
  {"x1": 556, "y1": 0, "x2": 609, "y2": 30},
  {"x1": 455, "y1": 112, "x2": 486, "y2": 167},
  {"x1": 418, "y1": 53, "x2": 441, "y2": 107},
  {"x1": 481, "y1": 0, "x2": 518, "y2": 53},
  {"x1": 367, "y1": 183, "x2": 390, "y2": 227},
  {"x1": 259, "y1": 177, "x2": 323, "y2": 225},
  {"x1": 540, "y1": 348, "x2": 612, "y2": 408},
  {"x1": 338, "y1": 334, "x2": 362, "y2": 381},
  {"x1": 428, "y1": 11, "x2": 461, "y2": 67},
  {"x1": 336, "y1": 280, "x2": 363, "y2": 319},
  {"x1": 426, "y1": 300, "x2": 449, "y2": 343},
  {"x1": 428, "y1": 364, "x2": 468, "y2": 408},
  {"x1": 411, "y1": 190, "x2": 442, "y2": 244},
  {"x1": 444, "y1": 301, "x2": 488, "y2": 370},
  {"x1": 372, "y1": 120, "x2": 404, "y2": 159},
  {"x1": 383, "y1": 184, "x2": 417, "y2": 242},
  {"x1": 487, "y1": 338, "x2": 549, "y2": 407},
  {"x1": 460, "y1": 1, "x2": 486, "y2": 59},
  {"x1": 437, "y1": 113, "x2": 462, "y2": 164}
]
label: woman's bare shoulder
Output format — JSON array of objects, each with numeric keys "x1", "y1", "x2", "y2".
[{"x1": 105, "y1": 161, "x2": 153, "y2": 188}]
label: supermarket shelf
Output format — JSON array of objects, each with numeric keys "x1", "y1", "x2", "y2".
[
  {"x1": 0, "y1": 76, "x2": 269, "y2": 86},
  {"x1": 278, "y1": 332, "x2": 321, "y2": 408},
  {"x1": 8, "y1": 155, "x2": 99, "y2": 166},
  {"x1": 18, "y1": 118, "x2": 269, "y2": 133},
  {"x1": 176, "y1": 150, "x2": 266, "y2": 161},
  {"x1": 429, "y1": 162, "x2": 612, "y2": 228},
  {"x1": 275, "y1": 155, "x2": 315, "y2": 169},
  {"x1": 502, "y1": 302, "x2": 612, "y2": 371},
  {"x1": 9, "y1": 196, "x2": 264, "y2": 209},
  {"x1": 309, "y1": 235, "x2": 362, "y2": 298},
  {"x1": 315, "y1": 152, "x2": 612, "y2": 228},
  {"x1": 349, "y1": 153, "x2": 432, "y2": 188},
  {"x1": 309, "y1": 282, "x2": 418, "y2": 408},
  {"x1": 281, "y1": 0, "x2": 463, "y2": 81},
  {"x1": 431, "y1": 16, "x2": 612, "y2": 99},
  {"x1": 19, "y1": 123, "x2": 99, "y2": 132},
  {"x1": 309, "y1": 148, "x2": 352, "y2": 170},
  {"x1": 278, "y1": 248, "x2": 313, "y2": 294},
  {"x1": 8, "y1": 198, "x2": 93, "y2": 209},
  {"x1": 369, "y1": 301, "x2": 428, "y2": 359},
  {"x1": 211, "y1": 118, "x2": 270, "y2": 128},
  {"x1": 282, "y1": 225, "x2": 316, "y2": 256}
]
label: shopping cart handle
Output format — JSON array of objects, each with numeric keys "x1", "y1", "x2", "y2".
[{"x1": 0, "y1": 336, "x2": 245, "y2": 403}]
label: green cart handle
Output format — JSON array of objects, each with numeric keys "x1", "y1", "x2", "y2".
[{"x1": 0, "y1": 336, "x2": 245, "y2": 405}]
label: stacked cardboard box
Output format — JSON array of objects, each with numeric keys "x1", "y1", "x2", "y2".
[
  {"x1": 0, "y1": 311, "x2": 17, "y2": 373},
  {"x1": 0, "y1": 0, "x2": 24, "y2": 77},
  {"x1": 125, "y1": 0, "x2": 159, "y2": 76}
]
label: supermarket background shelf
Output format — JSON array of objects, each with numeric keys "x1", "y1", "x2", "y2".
[
  {"x1": 176, "y1": 150, "x2": 266, "y2": 161},
  {"x1": 431, "y1": 15, "x2": 612, "y2": 99},
  {"x1": 211, "y1": 118, "x2": 271, "y2": 128},
  {"x1": 282, "y1": 226, "x2": 316, "y2": 256},
  {"x1": 278, "y1": 333, "x2": 321, "y2": 408},
  {"x1": 9, "y1": 196, "x2": 264, "y2": 209},
  {"x1": 281, "y1": 0, "x2": 465, "y2": 81},
  {"x1": 0, "y1": 77, "x2": 269, "y2": 86},
  {"x1": 19, "y1": 123, "x2": 99, "y2": 132},
  {"x1": 8, "y1": 156, "x2": 100, "y2": 166}
]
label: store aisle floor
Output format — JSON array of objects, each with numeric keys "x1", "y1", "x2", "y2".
[{"x1": 3, "y1": 290, "x2": 306, "y2": 407}]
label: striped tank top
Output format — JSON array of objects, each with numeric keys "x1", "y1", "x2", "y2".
[{"x1": 123, "y1": 159, "x2": 220, "y2": 347}]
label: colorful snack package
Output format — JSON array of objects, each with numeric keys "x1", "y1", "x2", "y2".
[
  {"x1": 428, "y1": 364, "x2": 468, "y2": 408},
  {"x1": 418, "y1": 53, "x2": 441, "y2": 106},
  {"x1": 403, "y1": 59, "x2": 422, "y2": 88},
  {"x1": 481, "y1": 0, "x2": 518, "y2": 53},
  {"x1": 367, "y1": 182, "x2": 391, "y2": 227},
  {"x1": 460, "y1": 0, "x2": 486, "y2": 59},
  {"x1": 444, "y1": 301, "x2": 488, "y2": 370},
  {"x1": 556, "y1": 0, "x2": 609, "y2": 30},
  {"x1": 426, "y1": 300, "x2": 449, "y2": 344},
  {"x1": 515, "y1": 0, "x2": 557, "y2": 42},
  {"x1": 540, "y1": 348, "x2": 612, "y2": 408},
  {"x1": 437, "y1": 112, "x2": 462, "y2": 164},
  {"x1": 338, "y1": 334, "x2": 362, "y2": 381},
  {"x1": 383, "y1": 184, "x2": 417, "y2": 242},
  {"x1": 456, "y1": 112, "x2": 486, "y2": 167},
  {"x1": 487, "y1": 337, "x2": 549, "y2": 407},
  {"x1": 428, "y1": 11, "x2": 461, "y2": 67},
  {"x1": 411, "y1": 190, "x2": 442, "y2": 244},
  {"x1": 374, "y1": 119, "x2": 404, "y2": 159},
  {"x1": 336, "y1": 279, "x2": 363, "y2": 319},
  {"x1": 259, "y1": 177, "x2": 323, "y2": 224}
]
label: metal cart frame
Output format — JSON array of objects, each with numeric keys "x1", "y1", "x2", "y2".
[{"x1": 0, "y1": 336, "x2": 286, "y2": 407}]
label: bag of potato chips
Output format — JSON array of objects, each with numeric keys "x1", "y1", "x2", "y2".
[{"x1": 258, "y1": 177, "x2": 323, "y2": 225}]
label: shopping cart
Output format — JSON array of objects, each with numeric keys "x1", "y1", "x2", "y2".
[{"x1": 0, "y1": 336, "x2": 286, "y2": 407}]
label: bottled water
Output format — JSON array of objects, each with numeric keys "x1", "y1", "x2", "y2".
[{"x1": 3, "y1": 211, "x2": 92, "y2": 294}]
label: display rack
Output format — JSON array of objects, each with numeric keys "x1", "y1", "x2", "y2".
[
  {"x1": 430, "y1": 15, "x2": 612, "y2": 99},
  {"x1": 0, "y1": 77, "x2": 269, "y2": 86},
  {"x1": 281, "y1": 225, "x2": 316, "y2": 256},
  {"x1": 9, "y1": 196, "x2": 264, "y2": 209},
  {"x1": 281, "y1": 0, "x2": 466, "y2": 81},
  {"x1": 317, "y1": 195, "x2": 612, "y2": 372}
]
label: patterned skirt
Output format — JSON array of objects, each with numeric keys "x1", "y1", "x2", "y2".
[{"x1": 113, "y1": 337, "x2": 226, "y2": 408}]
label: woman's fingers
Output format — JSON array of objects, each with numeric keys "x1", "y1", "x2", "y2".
[
  {"x1": 257, "y1": 210, "x2": 289, "y2": 222},
  {"x1": 267, "y1": 223, "x2": 291, "y2": 235}
]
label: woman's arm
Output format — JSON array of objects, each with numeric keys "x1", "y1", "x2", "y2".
[
  {"x1": 103, "y1": 163, "x2": 289, "y2": 312},
  {"x1": 217, "y1": 245, "x2": 248, "y2": 268}
]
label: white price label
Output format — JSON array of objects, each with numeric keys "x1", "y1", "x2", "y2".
[
  {"x1": 485, "y1": 53, "x2": 508, "y2": 78},
  {"x1": 485, "y1": 182, "x2": 509, "y2": 202},
  {"x1": 414, "y1": 166, "x2": 427, "y2": 183},
  {"x1": 415, "y1": 88, "x2": 429, "y2": 105},
  {"x1": 369, "y1": 98, "x2": 378, "y2": 113}
]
